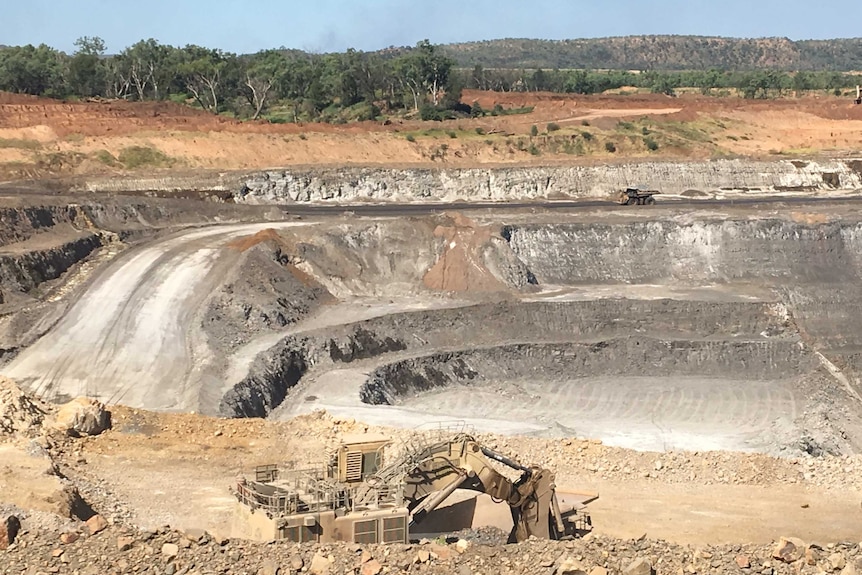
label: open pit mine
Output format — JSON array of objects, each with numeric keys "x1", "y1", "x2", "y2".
[
  {"x1": 1, "y1": 160, "x2": 862, "y2": 565},
  {"x1": 3, "y1": 160, "x2": 862, "y2": 456}
]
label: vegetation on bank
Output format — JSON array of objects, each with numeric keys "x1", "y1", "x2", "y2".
[{"x1": 1, "y1": 36, "x2": 861, "y2": 125}]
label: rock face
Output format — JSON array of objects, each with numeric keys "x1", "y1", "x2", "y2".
[
  {"x1": 360, "y1": 338, "x2": 815, "y2": 406},
  {"x1": 54, "y1": 397, "x2": 110, "y2": 436},
  {"x1": 202, "y1": 234, "x2": 333, "y2": 351},
  {"x1": 234, "y1": 160, "x2": 862, "y2": 204},
  {"x1": 0, "y1": 234, "x2": 103, "y2": 294}
]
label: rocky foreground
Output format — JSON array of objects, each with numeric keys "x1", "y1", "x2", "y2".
[{"x1": 1, "y1": 519, "x2": 860, "y2": 575}]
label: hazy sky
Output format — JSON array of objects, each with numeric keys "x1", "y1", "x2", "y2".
[{"x1": 5, "y1": 0, "x2": 860, "y2": 54}]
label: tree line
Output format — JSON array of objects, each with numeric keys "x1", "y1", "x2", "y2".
[
  {"x1": 466, "y1": 66, "x2": 861, "y2": 99},
  {"x1": 0, "y1": 38, "x2": 463, "y2": 122},
  {"x1": 1, "y1": 38, "x2": 860, "y2": 124}
]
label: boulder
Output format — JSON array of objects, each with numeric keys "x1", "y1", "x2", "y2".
[
  {"x1": 309, "y1": 552, "x2": 332, "y2": 575},
  {"x1": 361, "y1": 559, "x2": 383, "y2": 575},
  {"x1": 736, "y1": 556, "x2": 752, "y2": 569},
  {"x1": 258, "y1": 559, "x2": 280, "y2": 575},
  {"x1": 117, "y1": 536, "x2": 134, "y2": 551},
  {"x1": 162, "y1": 543, "x2": 179, "y2": 558},
  {"x1": 623, "y1": 558, "x2": 654, "y2": 575},
  {"x1": 773, "y1": 537, "x2": 806, "y2": 563},
  {"x1": 85, "y1": 514, "x2": 108, "y2": 535},
  {"x1": 556, "y1": 558, "x2": 588, "y2": 575},
  {"x1": 0, "y1": 515, "x2": 21, "y2": 550},
  {"x1": 829, "y1": 554, "x2": 847, "y2": 571},
  {"x1": 55, "y1": 397, "x2": 110, "y2": 436}
]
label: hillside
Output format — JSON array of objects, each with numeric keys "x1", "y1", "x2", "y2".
[{"x1": 439, "y1": 36, "x2": 862, "y2": 71}]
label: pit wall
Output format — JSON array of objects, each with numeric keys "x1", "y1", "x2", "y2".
[
  {"x1": 504, "y1": 220, "x2": 862, "y2": 284},
  {"x1": 0, "y1": 235, "x2": 103, "y2": 294},
  {"x1": 219, "y1": 299, "x2": 794, "y2": 418},
  {"x1": 360, "y1": 339, "x2": 818, "y2": 406},
  {"x1": 235, "y1": 159, "x2": 862, "y2": 204}
]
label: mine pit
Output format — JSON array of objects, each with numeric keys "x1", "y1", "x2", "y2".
[
  {"x1": 196, "y1": 213, "x2": 862, "y2": 458},
  {"x1": 3, "y1": 201, "x2": 862, "y2": 460}
]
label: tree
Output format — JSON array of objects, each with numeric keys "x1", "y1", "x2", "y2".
[
  {"x1": 393, "y1": 40, "x2": 455, "y2": 111},
  {"x1": 68, "y1": 36, "x2": 107, "y2": 97},
  {"x1": 0, "y1": 44, "x2": 67, "y2": 96},
  {"x1": 177, "y1": 46, "x2": 238, "y2": 114},
  {"x1": 117, "y1": 39, "x2": 176, "y2": 101},
  {"x1": 532, "y1": 68, "x2": 548, "y2": 91},
  {"x1": 649, "y1": 73, "x2": 679, "y2": 97},
  {"x1": 695, "y1": 69, "x2": 723, "y2": 96},
  {"x1": 564, "y1": 70, "x2": 595, "y2": 94},
  {"x1": 243, "y1": 50, "x2": 288, "y2": 119}
]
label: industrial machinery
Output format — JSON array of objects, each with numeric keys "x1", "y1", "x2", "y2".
[
  {"x1": 617, "y1": 187, "x2": 659, "y2": 205},
  {"x1": 231, "y1": 431, "x2": 596, "y2": 544}
]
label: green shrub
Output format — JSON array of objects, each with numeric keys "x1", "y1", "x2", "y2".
[
  {"x1": 644, "y1": 137, "x2": 659, "y2": 151},
  {"x1": 529, "y1": 144, "x2": 541, "y2": 156},
  {"x1": 405, "y1": 134, "x2": 416, "y2": 142},
  {"x1": 419, "y1": 105, "x2": 443, "y2": 121},
  {"x1": 604, "y1": 142, "x2": 617, "y2": 153},
  {"x1": 447, "y1": 130, "x2": 458, "y2": 139},
  {"x1": 581, "y1": 131, "x2": 594, "y2": 141},
  {"x1": 641, "y1": 126, "x2": 651, "y2": 135},
  {"x1": 117, "y1": 146, "x2": 172, "y2": 169},
  {"x1": 299, "y1": 133, "x2": 307, "y2": 140},
  {"x1": 547, "y1": 122, "x2": 561, "y2": 132},
  {"x1": 581, "y1": 120, "x2": 590, "y2": 126},
  {"x1": 617, "y1": 121, "x2": 634, "y2": 130},
  {"x1": 93, "y1": 150, "x2": 118, "y2": 166},
  {"x1": 475, "y1": 127, "x2": 486, "y2": 135},
  {"x1": 0, "y1": 138, "x2": 41, "y2": 150},
  {"x1": 530, "y1": 125, "x2": 539, "y2": 137}
]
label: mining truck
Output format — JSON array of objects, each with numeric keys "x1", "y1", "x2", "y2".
[
  {"x1": 231, "y1": 431, "x2": 596, "y2": 544},
  {"x1": 617, "y1": 187, "x2": 659, "y2": 205}
]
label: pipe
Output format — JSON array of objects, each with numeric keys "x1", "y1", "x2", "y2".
[
  {"x1": 550, "y1": 493, "x2": 566, "y2": 535},
  {"x1": 480, "y1": 446, "x2": 529, "y2": 472},
  {"x1": 410, "y1": 469, "x2": 468, "y2": 524}
]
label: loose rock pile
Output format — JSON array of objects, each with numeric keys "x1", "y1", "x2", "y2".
[
  {"x1": 472, "y1": 434, "x2": 862, "y2": 492},
  {"x1": 0, "y1": 376, "x2": 48, "y2": 438},
  {"x1": 1, "y1": 522, "x2": 859, "y2": 575}
]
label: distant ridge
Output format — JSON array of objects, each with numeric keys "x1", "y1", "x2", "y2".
[{"x1": 434, "y1": 36, "x2": 862, "y2": 71}]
